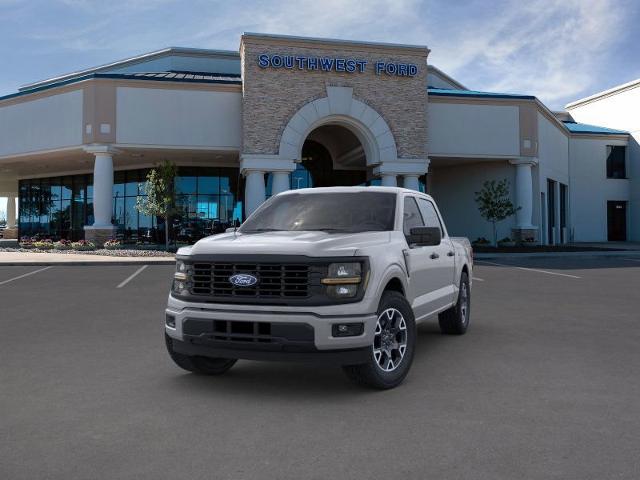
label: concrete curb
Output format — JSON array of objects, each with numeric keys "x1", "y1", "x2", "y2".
[
  {"x1": 475, "y1": 250, "x2": 640, "y2": 260},
  {"x1": 0, "y1": 259, "x2": 176, "y2": 266}
]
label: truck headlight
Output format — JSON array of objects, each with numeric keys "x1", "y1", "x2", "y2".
[
  {"x1": 172, "y1": 260, "x2": 190, "y2": 294},
  {"x1": 322, "y1": 262, "x2": 362, "y2": 298}
]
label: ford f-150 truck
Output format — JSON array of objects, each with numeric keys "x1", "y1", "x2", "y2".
[{"x1": 165, "y1": 187, "x2": 472, "y2": 389}]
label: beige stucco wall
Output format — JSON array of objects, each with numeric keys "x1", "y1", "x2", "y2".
[{"x1": 240, "y1": 35, "x2": 429, "y2": 160}]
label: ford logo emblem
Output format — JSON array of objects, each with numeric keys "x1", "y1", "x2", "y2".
[{"x1": 229, "y1": 273, "x2": 259, "y2": 287}]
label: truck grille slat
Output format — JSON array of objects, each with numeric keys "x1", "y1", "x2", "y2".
[{"x1": 188, "y1": 262, "x2": 311, "y2": 299}]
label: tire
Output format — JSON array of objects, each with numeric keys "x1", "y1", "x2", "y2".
[
  {"x1": 165, "y1": 334, "x2": 237, "y2": 375},
  {"x1": 438, "y1": 271, "x2": 470, "y2": 335},
  {"x1": 342, "y1": 291, "x2": 416, "y2": 390}
]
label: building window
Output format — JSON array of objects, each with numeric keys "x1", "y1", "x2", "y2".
[
  {"x1": 18, "y1": 167, "x2": 243, "y2": 245},
  {"x1": 606, "y1": 146, "x2": 626, "y2": 179}
]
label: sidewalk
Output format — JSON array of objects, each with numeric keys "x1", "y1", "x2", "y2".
[
  {"x1": 476, "y1": 250, "x2": 640, "y2": 260},
  {"x1": 0, "y1": 251, "x2": 176, "y2": 266}
]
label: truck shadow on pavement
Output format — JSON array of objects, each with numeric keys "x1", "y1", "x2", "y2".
[{"x1": 163, "y1": 321, "x2": 453, "y2": 398}]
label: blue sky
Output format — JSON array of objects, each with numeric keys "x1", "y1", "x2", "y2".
[
  {"x1": 1, "y1": 0, "x2": 639, "y2": 217},
  {"x1": 1, "y1": 0, "x2": 639, "y2": 108}
]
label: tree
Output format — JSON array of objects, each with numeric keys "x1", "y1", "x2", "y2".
[
  {"x1": 136, "y1": 160, "x2": 178, "y2": 250},
  {"x1": 474, "y1": 179, "x2": 519, "y2": 246}
]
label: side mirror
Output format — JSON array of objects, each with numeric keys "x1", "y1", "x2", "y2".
[{"x1": 408, "y1": 226, "x2": 441, "y2": 247}]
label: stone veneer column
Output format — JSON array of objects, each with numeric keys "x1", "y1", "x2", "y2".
[
  {"x1": 509, "y1": 157, "x2": 539, "y2": 242},
  {"x1": 374, "y1": 159, "x2": 429, "y2": 191},
  {"x1": 84, "y1": 145, "x2": 117, "y2": 245}
]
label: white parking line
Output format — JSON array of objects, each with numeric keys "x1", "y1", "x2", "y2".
[
  {"x1": 0, "y1": 266, "x2": 52, "y2": 286},
  {"x1": 117, "y1": 265, "x2": 148, "y2": 289},
  {"x1": 472, "y1": 277, "x2": 485, "y2": 282},
  {"x1": 477, "y1": 260, "x2": 581, "y2": 279},
  {"x1": 623, "y1": 258, "x2": 640, "y2": 263}
]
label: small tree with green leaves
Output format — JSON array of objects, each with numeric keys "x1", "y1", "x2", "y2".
[
  {"x1": 474, "y1": 179, "x2": 519, "y2": 246},
  {"x1": 136, "y1": 160, "x2": 178, "y2": 250}
]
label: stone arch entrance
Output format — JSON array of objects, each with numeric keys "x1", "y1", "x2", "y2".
[
  {"x1": 240, "y1": 86, "x2": 428, "y2": 215},
  {"x1": 278, "y1": 86, "x2": 398, "y2": 167}
]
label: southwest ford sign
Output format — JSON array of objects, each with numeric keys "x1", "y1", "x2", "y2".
[{"x1": 257, "y1": 54, "x2": 418, "y2": 77}]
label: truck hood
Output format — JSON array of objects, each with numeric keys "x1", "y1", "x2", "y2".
[{"x1": 185, "y1": 230, "x2": 392, "y2": 257}]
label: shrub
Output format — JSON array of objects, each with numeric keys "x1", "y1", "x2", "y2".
[
  {"x1": 497, "y1": 237, "x2": 513, "y2": 244},
  {"x1": 53, "y1": 239, "x2": 73, "y2": 250},
  {"x1": 103, "y1": 239, "x2": 122, "y2": 250},
  {"x1": 472, "y1": 237, "x2": 490, "y2": 246},
  {"x1": 33, "y1": 239, "x2": 54, "y2": 250},
  {"x1": 19, "y1": 237, "x2": 34, "y2": 249},
  {"x1": 71, "y1": 240, "x2": 96, "y2": 251}
]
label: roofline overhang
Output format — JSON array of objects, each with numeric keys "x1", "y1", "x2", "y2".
[
  {"x1": 565, "y1": 78, "x2": 640, "y2": 109},
  {"x1": 427, "y1": 65, "x2": 467, "y2": 90},
  {"x1": 19, "y1": 46, "x2": 240, "y2": 93},
  {"x1": 428, "y1": 89, "x2": 630, "y2": 139},
  {"x1": 1, "y1": 73, "x2": 242, "y2": 105}
]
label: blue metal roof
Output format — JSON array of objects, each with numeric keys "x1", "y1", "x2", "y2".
[
  {"x1": 427, "y1": 87, "x2": 535, "y2": 100},
  {"x1": 562, "y1": 121, "x2": 628, "y2": 135},
  {"x1": 0, "y1": 71, "x2": 242, "y2": 102}
]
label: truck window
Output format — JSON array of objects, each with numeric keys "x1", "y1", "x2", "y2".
[
  {"x1": 416, "y1": 198, "x2": 443, "y2": 236},
  {"x1": 239, "y1": 191, "x2": 397, "y2": 233},
  {"x1": 403, "y1": 197, "x2": 425, "y2": 236}
]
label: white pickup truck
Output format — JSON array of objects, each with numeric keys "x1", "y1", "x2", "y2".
[{"x1": 165, "y1": 187, "x2": 473, "y2": 389}]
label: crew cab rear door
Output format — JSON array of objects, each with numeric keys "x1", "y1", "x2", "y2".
[
  {"x1": 415, "y1": 197, "x2": 457, "y2": 307},
  {"x1": 402, "y1": 195, "x2": 456, "y2": 320}
]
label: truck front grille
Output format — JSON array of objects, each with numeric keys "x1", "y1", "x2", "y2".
[{"x1": 190, "y1": 263, "x2": 310, "y2": 298}]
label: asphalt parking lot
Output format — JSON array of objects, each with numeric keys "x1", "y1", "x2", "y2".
[{"x1": 1, "y1": 257, "x2": 640, "y2": 480}]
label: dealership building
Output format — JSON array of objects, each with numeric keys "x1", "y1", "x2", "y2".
[{"x1": 0, "y1": 33, "x2": 637, "y2": 245}]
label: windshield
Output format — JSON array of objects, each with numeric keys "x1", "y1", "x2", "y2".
[{"x1": 239, "y1": 191, "x2": 397, "y2": 234}]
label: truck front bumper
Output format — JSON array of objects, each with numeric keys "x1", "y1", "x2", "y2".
[{"x1": 165, "y1": 295, "x2": 378, "y2": 362}]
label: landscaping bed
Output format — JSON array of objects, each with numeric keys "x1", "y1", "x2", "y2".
[
  {"x1": 472, "y1": 245, "x2": 623, "y2": 253},
  {"x1": 0, "y1": 247, "x2": 174, "y2": 257}
]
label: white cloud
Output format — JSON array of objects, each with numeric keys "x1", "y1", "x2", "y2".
[{"x1": 426, "y1": 0, "x2": 631, "y2": 108}]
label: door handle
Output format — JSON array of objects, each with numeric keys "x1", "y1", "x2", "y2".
[
  {"x1": 447, "y1": 251, "x2": 455, "y2": 257},
  {"x1": 430, "y1": 252, "x2": 439, "y2": 260}
]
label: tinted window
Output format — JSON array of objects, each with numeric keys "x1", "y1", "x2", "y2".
[
  {"x1": 403, "y1": 197, "x2": 424, "y2": 236},
  {"x1": 417, "y1": 198, "x2": 442, "y2": 234},
  {"x1": 607, "y1": 146, "x2": 626, "y2": 179},
  {"x1": 240, "y1": 192, "x2": 396, "y2": 233}
]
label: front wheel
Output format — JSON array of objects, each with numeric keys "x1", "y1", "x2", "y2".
[
  {"x1": 342, "y1": 291, "x2": 416, "y2": 389},
  {"x1": 165, "y1": 334, "x2": 237, "y2": 375},
  {"x1": 438, "y1": 271, "x2": 470, "y2": 335}
]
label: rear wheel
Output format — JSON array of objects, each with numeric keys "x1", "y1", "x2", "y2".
[
  {"x1": 438, "y1": 271, "x2": 470, "y2": 335},
  {"x1": 342, "y1": 291, "x2": 416, "y2": 389},
  {"x1": 165, "y1": 334, "x2": 237, "y2": 375}
]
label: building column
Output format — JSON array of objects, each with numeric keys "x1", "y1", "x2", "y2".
[
  {"x1": 271, "y1": 171, "x2": 290, "y2": 196},
  {"x1": 374, "y1": 159, "x2": 429, "y2": 191},
  {"x1": 402, "y1": 174, "x2": 420, "y2": 191},
  {"x1": 6, "y1": 195, "x2": 16, "y2": 229},
  {"x1": 509, "y1": 158, "x2": 538, "y2": 242},
  {"x1": 2, "y1": 195, "x2": 18, "y2": 240},
  {"x1": 84, "y1": 145, "x2": 117, "y2": 245},
  {"x1": 244, "y1": 170, "x2": 266, "y2": 217},
  {"x1": 380, "y1": 174, "x2": 397, "y2": 187},
  {"x1": 240, "y1": 154, "x2": 296, "y2": 218}
]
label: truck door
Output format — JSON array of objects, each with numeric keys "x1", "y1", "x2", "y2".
[
  {"x1": 402, "y1": 196, "x2": 444, "y2": 320},
  {"x1": 416, "y1": 198, "x2": 457, "y2": 311}
]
